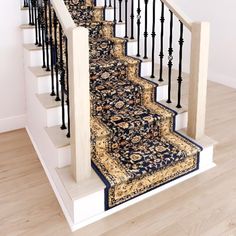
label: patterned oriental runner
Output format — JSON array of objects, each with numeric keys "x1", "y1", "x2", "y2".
[{"x1": 64, "y1": 0, "x2": 202, "y2": 210}]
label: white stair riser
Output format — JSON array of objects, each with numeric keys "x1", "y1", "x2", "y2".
[
  {"x1": 175, "y1": 112, "x2": 188, "y2": 131},
  {"x1": 95, "y1": 0, "x2": 106, "y2": 6},
  {"x1": 105, "y1": 8, "x2": 114, "y2": 21},
  {"x1": 115, "y1": 24, "x2": 125, "y2": 38},
  {"x1": 24, "y1": 48, "x2": 43, "y2": 67},
  {"x1": 156, "y1": 85, "x2": 168, "y2": 101},
  {"x1": 140, "y1": 61, "x2": 152, "y2": 77},
  {"x1": 22, "y1": 28, "x2": 36, "y2": 44},
  {"x1": 126, "y1": 41, "x2": 137, "y2": 56},
  {"x1": 21, "y1": 9, "x2": 29, "y2": 25},
  {"x1": 37, "y1": 75, "x2": 53, "y2": 94}
]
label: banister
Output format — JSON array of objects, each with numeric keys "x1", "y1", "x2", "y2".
[
  {"x1": 161, "y1": 0, "x2": 192, "y2": 31},
  {"x1": 49, "y1": 0, "x2": 91, "y2": 181},
  {"x1": 50, "y1": 0, "x2": 76, "y2": 35}
]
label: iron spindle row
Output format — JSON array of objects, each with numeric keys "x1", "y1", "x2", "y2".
[
  {"x1": 93, "y1": 0, "x2": 186, "y2": 109},
  {"x1": 25, "y1": 0, "x2": 70, "y2": 137}
]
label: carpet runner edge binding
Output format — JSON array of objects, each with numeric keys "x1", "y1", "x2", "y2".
[{"x1": 65, "y1": 1, "x2": 202, "y2": 210}]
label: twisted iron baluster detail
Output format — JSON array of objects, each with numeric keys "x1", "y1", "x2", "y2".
[
  {"x1": 143, "y1": 0, "x2": 149, "y2": 59},
  {"x1": 177, "y1": 21, "x2": 184, "y2": 108},
  {"x1": 159, "y1": 1, "x2": 165, "y2": 82},
  {"x1": 39, "y1": 6, "x2": 46, "y2": 68},
  {"x1": 136, "y1": 0, "x2": 141, "y2": 57},
  {"x1": 118, "y1": 0, "x2": 122, "y2": 23},
  {"x1": 167, "y1": 10, "x2": 173, "y2": 103},
  {"x1": 150, "y1": 0, "x2": 156, "y2": 78}
]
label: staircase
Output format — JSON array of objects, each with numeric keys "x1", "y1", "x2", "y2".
[{"x1": 20, "y1": 0, "x2": 216, "y2": 231}]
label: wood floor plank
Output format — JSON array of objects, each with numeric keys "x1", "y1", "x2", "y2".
[{"x1": 1, "y1": 81, "x2": 236, "y2": 235}]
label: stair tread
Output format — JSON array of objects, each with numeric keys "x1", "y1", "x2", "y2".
[
  {"x1": 20, "y1": 24, "x2": 34, "y2": 29},
  {"x1": 29, "y1": 66, "x2": 51, "y2": 78},
  {"x1": 36, "y1": 93, "x2": 62, "y2": 109},
  {"x1": 56, "y1": 166, "x2": 106, "y2": 200},
  {"x1": 45, "y1": 125, "x2": 70, "y2": 148},
  {"x1": 23, "y1": 43, "x2": 42, "y2": 51}
]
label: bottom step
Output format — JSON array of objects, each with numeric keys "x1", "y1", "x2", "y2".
[{"x1": 27, "y1": 126, "x2": 216, "y2": 232}]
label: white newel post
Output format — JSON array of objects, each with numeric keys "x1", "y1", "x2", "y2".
[
  {"x1": 67, "y1": 26, "x2": 91, "y2": 182},
  {"x1": 187, "y1": 22, "x2": 210, "y2": 140}
]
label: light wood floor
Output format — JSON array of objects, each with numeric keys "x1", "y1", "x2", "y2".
[{"x1": 1, "y1": 81, "x2": 236, "y2": 236}]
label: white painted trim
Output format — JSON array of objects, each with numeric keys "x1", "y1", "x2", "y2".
[
  {"x1": 25, "y1": 126, "x2": 75, "y2": 231},
  {"x1": 208, "y1": 71, "x2": 236, "y2": 89},
  {"x1": 71, "y1": 162, "x2": 216, "y2": 232},
  {"x1": 26, "y1": 123, "x2": 216, "y2": 232},
  {"x1": 0, "y1": 114, "x2": 26, "y2": 133}
]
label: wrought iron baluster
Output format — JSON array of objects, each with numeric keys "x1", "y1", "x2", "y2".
[
  {"x1": 150, "y1": 0, "x2": 156, "y2": 78},
  {"x1": 167, "y1": 10, "x2": 173, "y2": 103},
  {"x1": 130, "y1": 0, "x2": 134, "y2": 39},
  {"x1": 124, "y1": 0, "x2": 128, "y2": 38},
  {"x1": 159, "y1": 1, "x2": 165, "y2": 82},
  {"x1": 177, "y1": 21, "x2": 184, "y2": 108},
  {"x1": 28, "y1": 0, "x2": 33, "y2": 25},
  {"x1": 31, "y1": 0, "x2": 35, "y2": 25},
  {"x1": 136, "y1": 0, "x2": 141, "y2": 57},
  {"x1": 65, "y1": 37, "x2": 70, "y2": 138},
  {"x1": 32, "y1": 0, "x2": 39, "y2": 45},
  {"x1": 24, "y1": 0, "x2": 29, "y2": 7},
  {"x1": 104, "y1": 0, "x2": 107, "y2": 8},
  {"x1": 143, "y1": 0, "x2": 149, "y2": 59},
  {"x1": 53, "y1": 11, "x2": 60, "y2": 101},
  {"x1": 118, "y1": 0, "x2": 122, "y2": 22},
  {"x1": 48, "y1": 0, "x2": 55, "y2": 96},
  {"x1": 59, "y1": 24, "x2": 66, "y2": 130},
  {"x1": 37, "y1": 2, "x2": 42, "y2": 47},
  {"x1": 113, "y1": 0, "x2": 116, "y2": 23},
  {"x1": 109, "y1": 0, "x2": 112, "y2": 7},
  {"x1": 44, "y1": 0, "x2": 50, "y2": 71},
  {"x1": 40, "y1": 5, "x2": 46, "y2": 68}
]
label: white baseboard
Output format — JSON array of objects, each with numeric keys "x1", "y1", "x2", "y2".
[
  {"x1": 208, "y1": 71, "x2": 236, "y2": 89},
  {"x1": 0, "y1": 114, "x2": 26, "y2": 133}
]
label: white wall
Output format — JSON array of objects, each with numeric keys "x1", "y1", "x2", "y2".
[
  {"x1": 174, "y1": 0, "x2": 236, "y2": 88},
  {"x1": 0, "y1": 1, "x2": 26, "y2": 132}
]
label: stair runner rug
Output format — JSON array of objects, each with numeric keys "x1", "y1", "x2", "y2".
[{"x1": 64, "y1": 0, "x2": 202, "y2": 210}]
